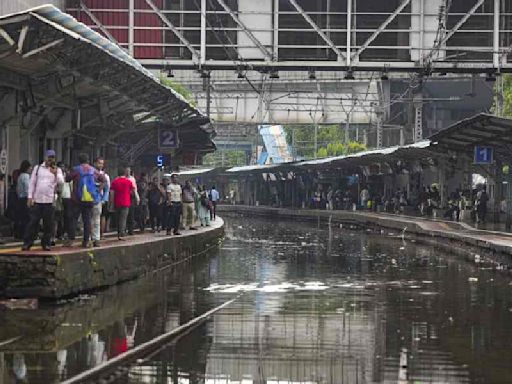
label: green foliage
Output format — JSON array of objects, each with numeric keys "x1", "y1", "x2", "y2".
[
  {"x1": 159, "y1": 76, "x2": 196, "y2": 106},
  {"x1": 203, "y1": 150, "x2": 246, "y2": 167},
  {"x1": 317, "y1": 148, "x2": 328, "y2": 158},
  {"x1": 316, "y1": 141, "x2": 366, "y2": 158},
  {"x1": 284, "y1": 124, "x2": 366, "y2": 159},
  {"x1": 345, "y1": 141, "x2": 367, "y2": 154}
]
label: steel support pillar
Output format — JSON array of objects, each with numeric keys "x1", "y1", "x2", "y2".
[
  {"x1": 494, "y1": 0, "x2": 501, "y2": 68},
  {"x1": 414, "y1": 102, "x2": 423, "y2": 142},
  {"x1": 128, "y1": 0, "x2": 134, "y2": 56},
  {"x1": 376, "y1": 117, "x2": 383, "y2": 148},
  {"x1": 346, "y1": 0, "x2": 352, "y2": 65},
  {"x1": 200, "y1": 0, "x2": 206, "y2": 65},
  {"x1": 273, "y1": 0, "x2": 279, "y2": 61}
]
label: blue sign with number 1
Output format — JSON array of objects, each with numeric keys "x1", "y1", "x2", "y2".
[{"x1": 474, "y1": 146, "x2": 493, "y2": 164}]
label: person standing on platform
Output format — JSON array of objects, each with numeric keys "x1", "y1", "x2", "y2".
[
  {"x1": 209, "y1": 185, "x2": 220, "y2": 221},
  {"x1": 476, "y1": 185, "x2": 489, "y2": 224},
  {"x1": 66, "y1": 153, "x2": 106, "y2": 248},
  {"x1": 136, "y1": 174, "x2": 148, "y2": 232},
  {"x1": 148, "y1": 177, "x2": 164, "y2": 232},
  {"x1": 197, "y1": 185, "x2": 211, "y2": 227},
  {"x1": 181, "y1": 180, "x2": 197, "y2": 231},
  {"x1": 22, "y1": 150, "x2": 64, "y2": 251},
  {"x1": 126, "y1": 170, "x2": 140, "y2": 235},
  {"x1": 91, "y1": 157, "x2": 110, "y2": 247},
  {"x1": 166, "y1": 174, "x2": 182, "y2": 236},
  {"x1": 110, "y1": 167, "x2": 135, "y2": 240},
  {"x1": 15, "y1": 160, "x2": 32, "y2": 239}
]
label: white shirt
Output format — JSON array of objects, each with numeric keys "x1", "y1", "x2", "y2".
[
  {"x1": 167, "y1": 182, "x2": 182, "y2": 202},
  {"x1": 28, "y1": 163, "x2": 64, "y2": 204}
]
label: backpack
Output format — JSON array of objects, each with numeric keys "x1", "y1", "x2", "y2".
[{"x1": 75, "y1": 165, "x2": 100, "y2": 204}]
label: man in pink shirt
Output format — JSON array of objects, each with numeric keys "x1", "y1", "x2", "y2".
[{"x1": 22, "y1": 150, "x2": 64, "y2": 251}]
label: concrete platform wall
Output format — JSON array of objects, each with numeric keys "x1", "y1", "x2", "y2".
[{"x1": 0, "y1": 225, "x2": 223, "y2": 299}]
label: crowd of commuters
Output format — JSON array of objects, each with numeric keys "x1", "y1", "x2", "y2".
[
  {"x1": 7, "y1": 150, "x2": 221, "y2": 251},
  {"x1": 297, "y1": 181, "x2": 490, "y2": 224}
]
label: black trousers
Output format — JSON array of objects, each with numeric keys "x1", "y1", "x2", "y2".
[
  {"x1": 23, "y1": 203, "x2": 55, "y2": 247},
  {"x1": 68, "y1": 202, "x2": 93, "y2": 242},
  {"x1": 210, "y1": 201, "x2": 217, "y2": 220},
  {"x1": 16, "y1": 197, "x2": 29, "y2": 239},
  {"x1": 148, "y1": 203, "x2": 161, "y2": 229},
  {"x1": 166, "y1": 202, "x2": 182, "y2": 233}
]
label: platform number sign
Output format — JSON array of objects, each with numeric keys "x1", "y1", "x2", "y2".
[
  {"x1": 156, "y1": 155, "x2": 164, "y2": 168},
  {"x1": 158, "y1": 129, "x2": 178, "y2": 150},
  {"x1": 474, "y1": 146, "x2": 493, "y2": 164}
]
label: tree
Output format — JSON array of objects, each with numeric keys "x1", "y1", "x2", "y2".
[
  {"x1": 159, "y1": 76, "x2": 196, "y2": 106},
  {"x1": 283, "y1": 124, "x2": 366, "y2": 159},
  {"x1": 493, "y1": 74, "x2": 512, "y2": 117},
  {"x1": 203, "y1": 150, "x2": 246, "y2": 167}
]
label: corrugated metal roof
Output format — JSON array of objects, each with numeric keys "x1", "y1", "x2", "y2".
[
  {"x1": 225, "y1": 141, "x2": 433, "y2": 174},
  {"x1": 428, "y1": 113, "x2": 512, "y2": 158},
  {"x1": 296, "y1": 140, "x2": 432, "y2": 167},
  {"x1": 0, "y1": 4, "x2": 203, "y2": 115}
]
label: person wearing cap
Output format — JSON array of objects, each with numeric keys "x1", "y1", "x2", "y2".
[{"x1": 22, "y1": 149, "x2": 64, "y2": 251}]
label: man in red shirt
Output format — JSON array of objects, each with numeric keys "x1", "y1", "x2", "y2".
[{"x1": 109, "y1": 167, "x2": 134, "y2": 240}]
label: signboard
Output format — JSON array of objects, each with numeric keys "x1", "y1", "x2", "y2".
[
  {"x1": 156, "y1": 154, "x2": 171, "y2": 168},
  {"x1": 0, "y1": 149, "x2": 7, "y2": 174},
  {"x1": 156, "y1": 155, "x2": 164, "y2": 168},
  {"x1": 158, "y1": 129, "x2": 178, "y2": 150},
  {"x1": 474, "y1": 146, "x2": 493, "y2": 164}
]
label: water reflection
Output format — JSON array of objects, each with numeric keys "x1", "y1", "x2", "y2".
[{"x1": 1, "y1": 214, "x2": 512, "y2": 383}]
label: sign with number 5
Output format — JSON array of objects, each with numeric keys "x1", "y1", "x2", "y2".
[{"x1": 158, "y1": 129, "x2": 179, "y2": 150}]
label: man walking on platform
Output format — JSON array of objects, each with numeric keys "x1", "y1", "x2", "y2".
[
  {"x1": 166, "y1": 174, "x2": 182, "y2": 236},
  {"x1": 66, "y1": 153, "x2": 106, "y2": 248},
  {"x1": 110, "y1": 167, "x2": 135, "y2": 240},
  {"x1": 209, "y1": 185, "x2": 220, "y2": 221},
  {"x1": 22, "y1": 150, "x2": 64, "y2": 251},
  {"x1": 91, "y1": 157, "x2": 110, "y2": 247}
]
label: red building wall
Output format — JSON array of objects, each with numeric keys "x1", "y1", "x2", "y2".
[{"x1": 66, "y1": 0, "x2": 163, "y2": 59}]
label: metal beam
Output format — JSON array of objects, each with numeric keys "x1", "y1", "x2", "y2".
[
  {"x1": 144, "y1": 0, "x2": 200, "y2": 62},
  {"x1": 352, "y1": 0, "x2": 411, "y2": 62},
  {"x1": 494, "y1": 0, "x2": 501, "y2": 68},
  {"x1": 0, "y1": 27, "x2": 15, "y2": 46},
  {"x1": 215, "y1": 0, "x2": 273, "y2": 61},
  {"x1": 128, "y1": 0, "x2": 134, "y2": 56},
  {"x1": 200, "y1": 0, "x2": 206, "y2": 65},
  {"x1": 273, "y1": 0, "x2": 279, "y2": 61},
  {"x1": 80, "y1": 1, "x2": 118, "y2": 44},
  {"x1": 22, "y1": 38, "x2": 64, "y2": 58},
  {"x1": 429, "y1": 0, "x2": 485, "y2": 61},
  {"x1": 288, "y1": 0, "x2": 345, "y2": 62},
  {"x1": 16, "y1": 24, "x2": 28, "y2": 54},
  {"x1": 346, "y1": 0, "x2": 352, "y2": 65}
]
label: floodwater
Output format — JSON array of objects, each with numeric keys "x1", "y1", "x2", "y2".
[{"x1": 1, "y1": 214, "x2": 512, "y2": 383}]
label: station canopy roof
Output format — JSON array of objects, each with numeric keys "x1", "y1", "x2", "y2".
[
  {"x1": 0, "y1": 5, "x2": 213, "y2": 149},
  {"x1": 225, "y1": 113, "x2": 512, "y2": 176},
  {"x1": 428, "y1": 113, "x2": 512, "y2": 159},
  {"x1": 225, "y1": 141, "x2": 434, "y2": 175}
]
